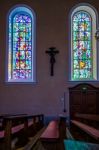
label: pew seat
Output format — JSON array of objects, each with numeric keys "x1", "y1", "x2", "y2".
[
  {"x1": 40, "y1": 120, "x2": 60, "y2": 150},
  {"x1": 40, "y1": 120, "x2": 59, "y2": 141},
  {"x1": 71, "y1": 120, "x2": 99, "y2": 141}
]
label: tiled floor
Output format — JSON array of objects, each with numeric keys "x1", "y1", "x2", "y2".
[{"x1": 64, "y1": 139, "x2": 99, "y2": 150}]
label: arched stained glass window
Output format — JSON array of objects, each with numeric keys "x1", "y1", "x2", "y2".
[
  {"x1": 7, "y1": 5, "x2": 36, "y2": 82},
  {"x1": 70, "y1": 4, "x2": 97, "y2": 81},
  {"x1": 73, "y1": 11, "x2": 92, "y2": 79}
]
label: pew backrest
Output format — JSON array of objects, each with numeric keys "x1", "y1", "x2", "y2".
[{"x1": 75, "y1": 113, "x2": 99, "y2": 122}]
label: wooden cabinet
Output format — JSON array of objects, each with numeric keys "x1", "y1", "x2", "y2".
[{"x1": 69, "y1": 83, "x2": 99, "y2": 119}]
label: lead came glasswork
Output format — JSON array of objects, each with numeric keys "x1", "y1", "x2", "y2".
[
  {"x1": 9, "y1": 13, "x2": 32, "y2": 80},
  {"x1": 72, "y1": 11, "x2": 92, "y2": 80}
]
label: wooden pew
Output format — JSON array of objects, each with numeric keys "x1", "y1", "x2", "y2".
[
  {"x1": 0, "y1": 114, "x2": 44, "y2": 150},
  {"x1": 71, "y1": 120, "x2": 99, "y2": 142},
  {"x1": 75, "y1": 113, "x2": 99, "y2": 122},
  {"x1": 71, "y1": 113, "x2": 99, "y2": 142},
  {"x1": 74, "y1": 113, "x2": 99, "y2": 129},
  {"x1": 40, "y1": 120, "x2": 60, "y2": 150}
]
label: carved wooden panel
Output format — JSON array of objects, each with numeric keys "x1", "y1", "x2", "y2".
[{"x1": 69, "y1": 84, "x2": 98, "y2": 119}]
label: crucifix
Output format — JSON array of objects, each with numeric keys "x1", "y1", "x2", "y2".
[{"x1": 45, "y1": 47, "x2": 59, "y2": 76}]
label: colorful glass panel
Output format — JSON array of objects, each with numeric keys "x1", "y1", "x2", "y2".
[
  {"x1": 9, "y1": 13, "x2": 32, "y2": 80},
  {"x1": 72, "y1": 11, "x2": 92, "y2": 80}
]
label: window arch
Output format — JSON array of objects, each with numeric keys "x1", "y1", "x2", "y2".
[
  {"x1": 6, "y1": 5, "x2": 36, "y2": 82},
  {"x1": 70, "y1": 4, "x2": 98, "y2": 81}
]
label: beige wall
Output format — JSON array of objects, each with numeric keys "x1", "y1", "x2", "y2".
[{"x1": 0, "y1": 0, "x2": 99, "y2": 116}]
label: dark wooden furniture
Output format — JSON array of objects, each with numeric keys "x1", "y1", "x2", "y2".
[
  {"x1": 40, "y1": 120, "x2": 60, "y2": 150},
  {"x1": 71, "y1": 120, "x2": 99, "y2": 141},
  {"x1": 0, "y1": 114, "x2": 44, "y2": 150},
  {"x1": 59, "y1": 115, "x2": 66, "y2": 139},
  {"x1": 74, "y1": 113, "x2": 99, "y2": 122},
  {"x1": 70, "y1": 113, "x2": 99, "y2": 143},
  {"x1": 69, "y1": 83, "x2": 99, "y2": 119},
  {"x1": 69, "y1": 84, "x2": 99, "y2": 143}
]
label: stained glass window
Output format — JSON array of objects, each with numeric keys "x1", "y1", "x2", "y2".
[
  {"x1": 72, "y1": 11, "x2": 92, "y2": 80},
  {"x1": 7, "y1": 6, "x2": 36, "y2": 82},
  {"x1": 71, "y1": 5, "x2": 97, "y2": 81}
]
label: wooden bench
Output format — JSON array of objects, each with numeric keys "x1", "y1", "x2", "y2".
[
  {"x1": 40, "y1": 120, "x2": 60, "y2": 150},
  {"x1": 75, "y1": 113, "x2": 99, "y2": 122},
  {"x1": 74, "y1": 113, "x2": 99, "y2": 130},
  {"x1": 71, "y1": 120, "x2": 99, "y2": 142},
  {"x1": 0, "y1": 114, "x2": 44, "y2": 150}
]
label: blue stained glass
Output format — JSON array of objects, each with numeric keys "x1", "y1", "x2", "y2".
[{"x1": 8, "y1": 12, "x2": 32, "y2": 80}]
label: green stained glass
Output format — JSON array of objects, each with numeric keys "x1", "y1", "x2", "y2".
[{"x1": 72, "y1": 11, "x2": 92, "y2": 80}]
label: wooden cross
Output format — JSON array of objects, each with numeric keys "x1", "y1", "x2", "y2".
[{"x1": 45, "y1": 47, "x2": 59, "y2": 76}]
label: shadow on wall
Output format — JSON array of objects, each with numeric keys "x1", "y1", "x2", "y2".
[{"x1": 44, "y1": 116, "x2": 59, "y2": 125}]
